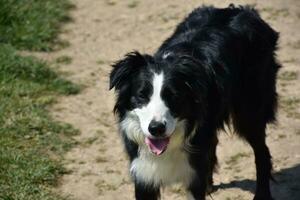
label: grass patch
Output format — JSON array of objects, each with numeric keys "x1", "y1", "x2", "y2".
[
  {"x1": 0, "y1": 45, "x2": 79, "y2": 95},
  {"x1": 278, "y1": 71, "x2": 298, "y2": 81},
  {"x1": 95, "y1": 156, "x2": 108, "y2": 163},
  {"x1": 259, "y1": 7, "x2": 289, "y2": 20},
  {"x1": 127, "y1": 1, "x2": 139, "y2": 8},
  {"x1": 105, "y1": 0, "x2": 117, "y2": 6},
  {"x1": 0, "y1": 0, "x2": 74, "y2": 51},
  {"x1": 95, "y1": 180, "x2": 117, "y2": 194},
  {"x1": 96, "y1": 59, "x2": 106, "y2": 65},
  {"x1": 278, "y1": 134, "x2": 287, "y2": 139},
  {"x1": 0, "y1": 0, "x2": 79, "y2": 199},
  {"x1": 225, "y1": 152, "x2": 250, "y2": 166},
  {"x1": 0, "y1": 45, "x2": 79, "y2": 200},
  {"x1": 80, "y1": 136, "x2": 99, "y2": 147},
  {"x1": 282, "y1": 58, "x2": 297, "y2": 64},
  {"x1": 280, "y1": 97, "x2": 300, "y2": 119},
  {"x1": 84, "y1": 136, "x2": 99, "y2": 145},
  {"x1": 55, "y1": 55, "x2": 72, "y2": 65}
]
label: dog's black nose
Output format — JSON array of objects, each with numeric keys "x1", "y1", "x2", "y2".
[{"x1": 148, "y1": 120, "x2": 166, "y2": 136}]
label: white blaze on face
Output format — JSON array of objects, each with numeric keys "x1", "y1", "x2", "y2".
[{"x1": 133, "y1": 72, "x2": 176, "y2": 138}]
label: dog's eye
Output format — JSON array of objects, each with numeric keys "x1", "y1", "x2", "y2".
[
  {"x1": 137, "y1": 92, "x2": 147, "y2": 100},
  {"x1": 131, "y1": 89, "x2": 149, "y2": 106}
]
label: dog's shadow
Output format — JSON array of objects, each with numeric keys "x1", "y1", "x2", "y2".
[{"x1": 214, "y1": 164, "x2": 300, "y2": 199}]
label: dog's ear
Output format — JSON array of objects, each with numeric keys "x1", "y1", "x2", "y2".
[{"x1": 109, "y1": 51, "x2": 149, "y2": 90}]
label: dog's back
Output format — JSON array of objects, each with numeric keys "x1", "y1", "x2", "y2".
[{"x1": 155, "y1": 5, "x2": 280, "y2": 132}]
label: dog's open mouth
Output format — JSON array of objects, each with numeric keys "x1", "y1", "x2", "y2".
[{"x1": 145, "y1": 137, "x2": 170, "y2": 156}]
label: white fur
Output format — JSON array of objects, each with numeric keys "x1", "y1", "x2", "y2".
[
  {"x1": 121, "y1": 115, "x2": 195, "y2": 187},
  {"x1": 133, "y1": 72, "x2": 176, "y2": 138},
  {"x1": 162, "y1": 52, "x2": 172, "y2": 59},
  {"x1": 120, "y1": 110, "x2": 144, "y2": 144},
  {"x1": 130, "y1": 122, "x2": 195, "y2": 186},
  {"x1": 120, "y1": 72, "x2": 196, "y2": 192}
]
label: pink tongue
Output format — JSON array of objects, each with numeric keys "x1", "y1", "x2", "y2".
[{"x1": 145, "y1": 137, "x2": 170, "y2": 155}]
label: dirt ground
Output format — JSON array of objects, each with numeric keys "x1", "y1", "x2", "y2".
[{"x1": 46, "y1": 0, "x2": 300, "y2": 199}]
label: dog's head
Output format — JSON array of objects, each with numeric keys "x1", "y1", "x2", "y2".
[{"x1": 110, "y1": 51, "x2": 212, "y2": 155}]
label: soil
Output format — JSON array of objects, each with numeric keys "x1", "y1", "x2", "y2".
[{"x1": 47, "y1": 0, "x2": 300, "y2": 199}]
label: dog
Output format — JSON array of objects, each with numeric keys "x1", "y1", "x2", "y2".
[{"x1": 109, "y1": 5, "x2": 280, "y2": 200}]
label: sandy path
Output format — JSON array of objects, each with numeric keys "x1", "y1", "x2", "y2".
[{"x1": 49, "y1": 0, "x2": 300, "y2": 199}]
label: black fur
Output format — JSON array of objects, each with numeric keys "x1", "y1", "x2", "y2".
[{"x1": 110, "y1": 5, "x2": 280, "y2": 200}]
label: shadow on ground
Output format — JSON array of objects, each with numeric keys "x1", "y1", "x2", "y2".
[{"x1": 214, "y1": 164, "x2": 300, "y2": 199}]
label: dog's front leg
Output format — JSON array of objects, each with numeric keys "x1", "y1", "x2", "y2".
[
  {"x1": 186, "y1": 154, "x2": 209, "y2": 200},
  {"x1": 134, "y1": 182, "x2": 160, "y2": 200},
  {"x1": 186, "y1": 124, "x2": 218, "y2": 200}
]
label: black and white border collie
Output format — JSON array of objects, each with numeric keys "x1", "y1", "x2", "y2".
[{"x1": 110, "y1": 5, "x2": 280, "y2": 200}]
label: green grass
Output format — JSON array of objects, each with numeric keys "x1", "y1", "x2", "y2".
[
  {"x1": 280, "y1": 96, "x2": 300, "y2": 119},
  {"x1": 0, "y1": 45, "x2": 79, "y2": 200},
  {"x1": 259, "y1": 7, "x2": 289, "y2": 20},
  {"x1": 95, "y1": 156, "x2": 108, "y2": 163},
  {"x1": 55, "y1": 55, "x2": 72, "y2": 65},
  {"x1": 0, "y1": 0, "x2": 73, "y2": 51},
  {"x1": 105, "y1": 0, "x2": 116, "y2": 6},
  {"x1": 225, "y1": 152, "x2": 250, "y2": 166},
  {"x1": 95, "y1": 180, "x2": 118, "y2": 195},
  {"x1": 0, "y1": 46, "x2": 79, "y2": 95},
  {"x1": 0, "y1": 0, "x2": 80, "y2": 199},
  {"x1": 96, "y1": 59, "x2": 106, "y2": 65},
  {"x1": 278, "y1": 71, "x2": 298, "y2": 81},
  {"x1": 127, "y1": 1, "x2": 139, "y2": 8}
]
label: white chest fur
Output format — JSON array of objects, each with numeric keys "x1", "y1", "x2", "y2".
[
  {"x1": 121, "y1": 112, "x2": 196, "y2": 188},
  {"x1": 130, "y1": 134, "x2": 195, "y2": 187}
]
